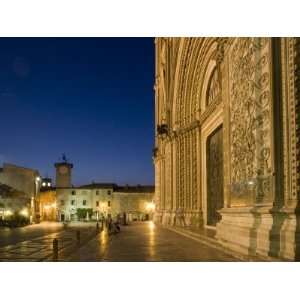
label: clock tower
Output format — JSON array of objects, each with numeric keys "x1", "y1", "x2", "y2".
[{"x1": 54, "y1": 154, "x2": 73, "y2": 188}]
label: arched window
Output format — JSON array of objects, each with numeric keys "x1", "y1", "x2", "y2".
[{"x1": 206, "y1": 67, "x2": 220, "y2": 106}]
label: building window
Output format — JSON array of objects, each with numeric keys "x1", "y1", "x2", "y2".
[
  {"x1": 107, "y1": 190, "x2": 111, "y2": 195},
  {"x1": 108, "y1": 201, "x2": 111, "y2": 207},
  {"x1": 96, "y1": 190, "x2": 99, "y2": 195},
  {"x1": 61, "y1": 200, "x2": 65, "y2": 206},
  {"x1": 71, "y1": 200, "x2": 75, "y2": 206},
  {"x1": 71, "y1": 190, "x2": 76, "y2": 195},
  {"x1": 96, "y1": 201, "x2": 99, "y2": 207},
  {"x1": 83, "y1": 200, "x2": 86, "y2": 206}
]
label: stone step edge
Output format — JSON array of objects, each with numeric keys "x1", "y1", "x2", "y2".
[{"x1": 163, "y1": 225, "x2": 278, "y2": 262}]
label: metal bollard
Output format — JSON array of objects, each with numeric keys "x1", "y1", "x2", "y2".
[
  {"x1": 96, "y1": 222, "x2": 99, "y2": 232},
  {"x1": 76, "y1": 230, "x2": 80, "y2": 245},
  {"x1": 53, "y1": 238, "x2": 58, "y2": 261}
]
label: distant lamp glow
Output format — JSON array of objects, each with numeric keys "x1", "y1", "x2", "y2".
[
  {"x1": 4, "y1": 210, "x2": 13, "y2": 216},
  {"x1": 47, "y1": 182, "x2": 51, "y2": 187},
  {"x1": 36, "y1": 176, "x2": 41, "y2": 182},
  {"x1": 42, "y1": 182, "x2": 46, "y2": 187},
  {"x1": 20, "y1": 209, "x2": 29, "y2": 217},
  {"x1": 248, "y1": 180, "x2": 255, "y2": 186},
  {"x1": 146, "y1": 202, "x2": 155, "y2": 211}
]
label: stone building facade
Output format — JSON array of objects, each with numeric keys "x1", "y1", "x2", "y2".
[
  {"x1": 0, "y1": 163, "x2": 41, "y2": 222},
  {"x1": 40, "y1": 160, "x2": 155, "y2": 222},
  {"x1": 53, "y1": 184, "x2": 154, "y2": 222},
  {"x1": 154, "y1": 37, "x2": 300, "y2": 261},
  {"x1": 0, "y1": 183, "x2": 31, "y2": 220}
]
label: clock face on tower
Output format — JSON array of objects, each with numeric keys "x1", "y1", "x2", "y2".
[{"x1": 59, "y1": 166, "x2": 68, "y2": 174}]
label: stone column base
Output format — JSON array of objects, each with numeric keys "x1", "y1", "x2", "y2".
[
  {"x1": 155, "y1": 210, "x2": 203, "y2": 228},
  {"x1": 216, "y1": 206, "x2": 300, "y2": 261}
]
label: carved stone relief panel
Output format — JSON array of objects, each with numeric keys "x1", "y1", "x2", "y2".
[
  {"x1": 295, "y1": 38, "x2": 300, "y2": 201},
  {"x1": 229, "y1": 38, "x2": 273, "y2": 206}
]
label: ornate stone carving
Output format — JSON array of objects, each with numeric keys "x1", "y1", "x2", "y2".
[
  {"x1": 229, "y1": 38, "x2": 272, "y2": 203},
  {"x1": 216, "y1": 37, "x2": 228, "y2": 64},
  {"x1": 295, "y1": 38, "x2": 300, "y2": 200}
]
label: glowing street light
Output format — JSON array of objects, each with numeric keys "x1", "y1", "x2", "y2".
[
  {"x1": 20, "y1": 208, "x2": 29, "y2": 217},
  {"x1": 146, "y1": 202, "x2": 155, "y2": 211},
  {"x1": 4, "y1": 210, "x2": 13, "y2": 216}
]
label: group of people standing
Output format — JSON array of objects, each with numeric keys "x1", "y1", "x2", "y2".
[{"x1": 98, "y1": 212, "x2": 127, "y2": 234}]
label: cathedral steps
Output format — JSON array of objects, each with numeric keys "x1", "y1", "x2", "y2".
[{"x1": 164, "y1": 225, "x2": 283, "y2": 262}]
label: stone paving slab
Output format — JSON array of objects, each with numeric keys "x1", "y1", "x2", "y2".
[
  {"x1": 69, "y1": 222, "x2": 240, "y2": 262},
  {"x1": 0, "y1": 226, "x2": 98, "y2": 262}
]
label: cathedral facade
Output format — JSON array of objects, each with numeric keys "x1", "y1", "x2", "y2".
[{"x1": 153, "y1": 37, "x2": 300, "y2": 260}]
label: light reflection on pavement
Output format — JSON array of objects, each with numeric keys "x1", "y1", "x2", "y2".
[
  {"x1": 0, "y1": 223, "x2": 98, "y2": 262},
  {"x1": 68, "y1": 221, "x2": 240, "y2": 262}
]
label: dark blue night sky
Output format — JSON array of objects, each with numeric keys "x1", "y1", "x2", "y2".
[{"x1": 0, "y1": 38, "x2": 155, "y2": 186}]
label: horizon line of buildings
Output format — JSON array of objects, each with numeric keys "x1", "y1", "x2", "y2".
[{"x1": 0, "y1": 159, "x2": 155, "y2": 223}]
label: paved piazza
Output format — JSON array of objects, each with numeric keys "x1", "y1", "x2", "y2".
[
  {"x1": 0, "y1": 222, "x2": 239, "y2": 261},
  {"x1": 0, "y1": 223, "x2": 99, "y2": 262},
  {"x1": 0, "y1": 222, "x2": 64, "y2": 247},
  {"x1": 69, "y1": 222, "x2": 239, "y2": 262}
]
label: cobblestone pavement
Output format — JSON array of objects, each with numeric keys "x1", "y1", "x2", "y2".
[
  {"x1": 0, "y1": 224, "x2": 99, "y2": 262},
  {"x1": 69, "y1": 222, "x2": 240, "y2": 262},
  {"x1": 0, "y1": 222, "x2": 63, "y2": 247}
]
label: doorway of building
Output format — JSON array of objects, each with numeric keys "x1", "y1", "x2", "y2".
[
  {"x1": 61, "y1": 213, "x2": 65, "y2": 222},
  {"x1": 206, "y1": 125, "x2": 224, "y2": 226}
]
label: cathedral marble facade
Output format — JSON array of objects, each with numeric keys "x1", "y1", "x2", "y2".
[{"x1": 153, "y1": 37, "x2": 300, "y2": 261}]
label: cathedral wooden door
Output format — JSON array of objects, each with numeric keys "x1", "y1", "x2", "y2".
[{"x1": 206, "y1": 125, "x2": 224, "y2": 226}]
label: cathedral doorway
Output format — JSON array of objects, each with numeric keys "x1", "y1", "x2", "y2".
[{"x1": 206, "y1": 125, "x2": 224, "y2": 226}]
